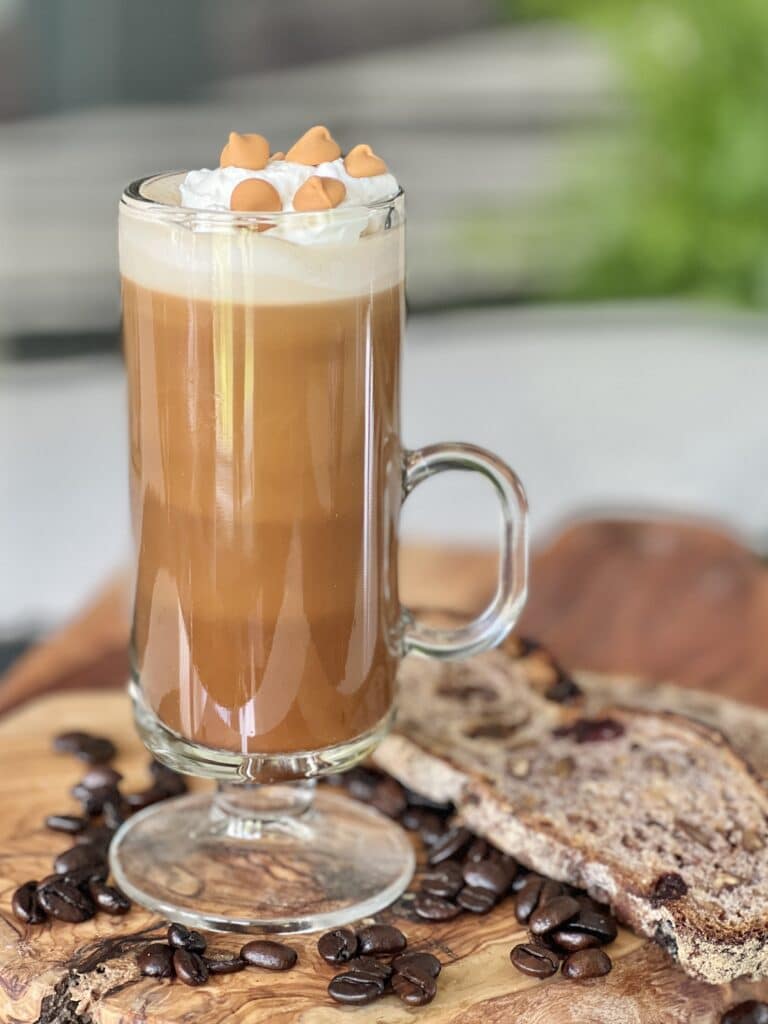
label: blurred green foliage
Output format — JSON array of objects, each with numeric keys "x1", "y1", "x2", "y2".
[{"x1": 506, "y1": 0, "x2": 768, "y2": 306}]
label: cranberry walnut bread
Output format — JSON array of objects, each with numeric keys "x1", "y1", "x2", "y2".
[{"x1": 375, "y1": 639, "x2": 768, "y2": 984}]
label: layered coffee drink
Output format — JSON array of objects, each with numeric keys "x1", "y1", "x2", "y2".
[{"x1": 121, "y1": 127, "x2": 405, "y2": 755}]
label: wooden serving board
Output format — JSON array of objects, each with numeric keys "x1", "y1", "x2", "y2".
[{"x1": 1, "y1": 692, "x2": 767, "y2": 1023}]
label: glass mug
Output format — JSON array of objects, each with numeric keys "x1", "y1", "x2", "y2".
[{"x1": 110, "y1": 173, "x2": 528, "y2": 932}]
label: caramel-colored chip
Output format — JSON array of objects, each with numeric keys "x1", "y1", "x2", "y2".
[
  {"x1": 344, "y1": 143, "x2": 388, "y2": 178},
  {"x1": 220, "y1": 132, "x2": 270, "y2": 171},
  {"x1": 285, "y1": 125, "x2": 341, "y2": 166},
  {"x1": 230, "y1": 178, "x2": 282, "y2": 212},
  {"x1": 293, "y1": 176, "x2": 346, "y2": 212}
]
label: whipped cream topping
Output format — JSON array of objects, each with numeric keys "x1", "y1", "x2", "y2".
[{"x1": 179, "y1": 158, "x2": 399, "y2": 245}]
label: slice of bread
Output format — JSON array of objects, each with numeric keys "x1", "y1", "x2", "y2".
[{"x1": 375, "y1": 640, "x2": 768, "y2": 983}]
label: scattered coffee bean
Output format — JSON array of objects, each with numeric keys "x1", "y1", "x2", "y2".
[
  {"x1": 89, "y1": 880, "x2": 131, "y2": 915},
  {"x1": 45, "y1": 814, "x2": 87, "y2": 835},
  {"x1": 515, "y1": 876, "x2": 545, "y2": 923},
  {"x1": 371, "y1": 777, "x2": 408, "y2": 819},
  {"x1": 173, "y1": 948, "x2": 209, "y2": 986},
  {"x1": 553, "y1": 718, "x2": 625, "y2": 744},
  {"x1": 428, "y1": 826, "x2": 472, "y2": 866},
  {"x1": 392, "y1": 951, "x2": 441, "y2": 978},
  {"x1": 392, "y1": 964, "x2": 437, "y2": 1006},
  {"x1": 80, "y1": 766, "x2": 123, "y2": 790},
  {"x1": 721, "y1": 1002, "x2": 768, "y2": 1024},
  {"x1": 550, "y1": 927, "x2": 601, "y2": 952},
  {"x1": 317, "y1": 927, "x2": 358, "y2": 965},
  {"x1": 421, "y1": 861, "x2": 464, "y2": 899},
  {"x1": 37, "y1": 878, "x2": 95, "y2": 923},
  {"x1": 205, "y1": 955, "x2": 246, "y2": 975},
  {"x1": 561, "y1": 948, "x2": 613, "y2": 979},
  {"x1": 328, "y1": 974, "x2": 382, "y2": 1005},
  {"x1": 357, "y1": 923, "x2": 406, "y2": 956},
  {"x1": 649, "y1": 872, "x2": 688, "y2": 904},
  {"x1": 529, "y1": 895, "x2": 581, "y2": 936},
  {"x1": 510, "y1": 942, "x2": 560, "y2": 978},
  {"x1": 137, "y1": 942, "x2": 175, "y2": 978},
  {"x1": 241, "y1": 939, "x2": 297, "y2": 971},
  {"x1": 54, "y1": 843, "x2": 106, "y2": 877},
  {"x1": 414, "y1": 892, "x2": 462, "y2": 921},
  {"x1": 167, "y1": 923, "x2": 206, "y2": 953},
  {"x1": 463, "y1": 859, "x2": 513, "y2": 896},
  {"x1": 457, "y1": 885, "x2": 496, "y2": 914},
  {"x1": 12, "y1": 881, "x2": 46, "y2": 924}
]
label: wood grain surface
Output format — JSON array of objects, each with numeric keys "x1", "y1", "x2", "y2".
[{"x1": 1, "y1": 690, "x2": 767, "y2": 1024}]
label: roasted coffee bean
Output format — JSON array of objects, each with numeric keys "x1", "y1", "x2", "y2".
[
  {"x1": 205, "y1": 955, "x2": 246, "y2": 975},
  {"x1": 345, "y1": 956, "x2": 393, "y2": 981},
  {"x1": 328, "y1": 974, "x2": 382, "y2": 1005},
  {"x1": 12, "y1": 881, "x2": 46, "y2": 924},
  {"x1": 414, "y1": 892, "x2": 462, "y2": 921},
  {"x1": 510, "y1": 942, "x2": 560, "y2": 978},
  {"x1": 38, "y1": 878, "x2": 95, "y2": 922},
  {"x1": 167, "y1": 923, "x2": 206, "y2": 953},
  {"x1": 148, "y1": 760, "x2": 188, "y2": 797},
  {"x1": 569, "y1": 907, "x2": 618, "y2": 945},
  {"x1": 71, "y1": 783, "x2": 118, "y2": 817},
  {"x1": 553, "y1": 718, "x2": 624, "y2": 744},
  {"x1": 428, "y1": 826, "x2": 472, "y2": 866},
  {"x1": 241, "y1": 939, "x2": 297, "y2": 970},
  {"x1": 721, "y1": 1001, "x2": 768, "y2": 1024},
  {"x1": 421, "y1": 861, "x2": 464, "y2": 899},
  {"x1": 89, "y1": 880, "x2": 131, "y2": 915},
  {"x1": 317, "y1": 927, "x2": 358, "y2": 965},
  {"x1": 463, "y1": 859, "x2": 513, "y2": 896},
  {"x1": 515, "y1": 876, "x2": 545, "y2": 923},
  {"x1": 173, "y1": 948, "x2": 209, "y2": 986},
  {"x1": 124, "y1": 786, "x2": 168, "y2": 811},
  {"x1": 357, "y1": 923, "x2": 406, "y2": 956},
  {"x1": 371, "y1": 778, "x2": 408, "y2": 819},
  {"x1": 55, "y1": 843, "x2": 106, "y2": 877},
  {"x1": 650, "y1": 872, "x2": 688, "y2": 904},
  {"x1": 344, "y1": 767, "x2": 384, "y2": 802},
  {"x1": 529, "y1": 895, "x2": 581, "y2": 936},
  {"x1": 464, "y1": 838, "x2": 489, "y2": 864},
  {"x1": 545, "y1": 673, "x2": 583, "y2": 704},
  {"x1": 457, "y1": 885, "x2": 496, "y2": 914},
  {"x1": 562, "y1": 948, "x2": 612, "y2": 979},
  {"x1": 45, "y1": 814, "x2": 87, "y2": 835},
  {"x1": 136, "y1": 942, "x2": 175, "y2": 978},
  {"x1": 550, "y1": 927, "x2": 601, "y2": 952},
  {"x1": 392, "y1": 951, "x2": 441, "y2": 978},
  {"x1": 80, "y1": 766, "x2": 123, "y2": 790},
  {"x1": 392, "y1": 964, "x2": 437, "y2": 1006}
]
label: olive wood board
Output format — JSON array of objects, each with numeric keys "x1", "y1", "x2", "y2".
[{"x1": 0, "y1": 691, "x2": 766, "y2": 1024}]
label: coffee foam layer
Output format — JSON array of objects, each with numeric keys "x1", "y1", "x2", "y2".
[{"x1": 120, "y1": 174, "x2": 403, "y2": 305}]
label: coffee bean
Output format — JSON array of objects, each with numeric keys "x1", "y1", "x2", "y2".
[
  {"x1": 529, "y1": 895, "x2": 581, "y2": 936},
  {"x1": 205, "y1": 955, "x2": 246, "y2": 975},
  {"x1": 370, "y1": 778, "x2": 408, "y2": 819},
  {"x1": 414, "y1": 892, "x2": 462, "y2": 921},
  {"x1": 37, "y1": 878, "x2": 95, "y2": 923},
  {"x1": 392, "y1": 964, "x2": 437, "y2": 1006},
  {"x1": 562, "y1": 948, "x2": 612, "y2": 979},
  {"x1": 317, "y1": 928, "x2": 358, "y2": 965},
  {"x1": 421, "y1": 861, "x2": 464, "y2": 899},
  {"x1": 136, "y1": 942, "x2": 175, "y2": 978},
  {"x1": 428, "y1": 826, "x2": 472, "y2": 866},
  {"x1": 463, "y1": 859, "x2": 513, "y2": 896},
  {"x1": 550, "y1": 927, "x2": 601, "y2": 952},
  {"x1": 45, "y1": 814, "x2": 87, "y2": 835},
  {"x1": 392, "y1": 951, "x2": 441, "y2": 978},
  {"x1": 721, "y1": 1002, "x2": 768, "y2": 1024},
  {"x1": 457, "y1": 885, "x2": 496, "y2": 914},
  {"x1": 89, "y1": 880, "x2": 131, "y2": 915},
  {"x1": 510, "y1": 942, "x2": 560, "y2": 978},
  {"x1": 12, "y1": 881, "x2": 46, "y2": 924},
  {"x1": 167, "y1": 923, "x2": 207, "y2": 953},
  {"x1": 464, "y1": 838, "x2": 489, "y2": 863},
  {"x1": 357, "y1": 924, "x2": 406, "y2": 956},
  {"x1": 515, "y1": 876, "x2": 544, "y2": 923},
  {"x1": 569, "y1": 907, "x2": 618, "y2": 945},
  {"x1": 80, "y1": 766, "x2": 123, "y2": 790},
  {"x1": 241, "y1": 939, "x2": 297, "y2": 971},
  {"x1": 54, "y1": 843, "x2": 106, "y2": 877},
  {"x1": 173, "y1": 948, "x2": 209, "y2": 986},
  {"x1": 328, "y1": 975, "x2": 382, "y2": 1005},
  {"x1": 148, "y1": 760, "x2": 188, "y2": 797}
]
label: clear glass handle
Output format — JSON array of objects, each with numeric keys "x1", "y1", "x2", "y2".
[{"x1": 401, "y1": 442, "x2": 528, "y2": 659}]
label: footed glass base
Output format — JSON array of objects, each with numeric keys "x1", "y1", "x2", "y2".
[{"x1": 109, "y1": 782, "x2": 415, "y2": 933}]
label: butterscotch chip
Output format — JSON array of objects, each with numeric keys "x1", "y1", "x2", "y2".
[
  {"x1": 344, "y1": 144, "x2": 388, "y2": 178},
  {"x1": 285, "y1": 125, "x2": 341, "y2": 165},
  {"x1": 219, "y1": 132, "x2": 270, "y2": 170},
  {"x1": 230, "y1": 178, "x2": 282, "y2": 212},
  {"x1": 293, "y1": 176, "x2": 346, "y2": 212}
]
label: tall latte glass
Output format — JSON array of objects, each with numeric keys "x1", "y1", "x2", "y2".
[{"x1": 111, "y1": 171, "x2": 528, "y2": 932}]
